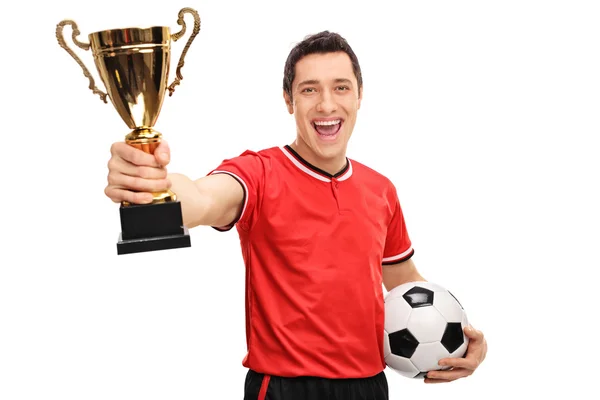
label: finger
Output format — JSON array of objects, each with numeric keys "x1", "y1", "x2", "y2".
[
  {"x1": 107, "y1": 171, "x2": 171, "y2": 193},
  {"x1": 482, "y1": 337, "x2": 488, "y2": 358},
  {"x1": 427, "y1": 368, "x2": 471, "y2": 381},
  {"x1": 424, "y1": 377, "x2": 452, "y2": 384},
  {"x1": 154, "y1": 140, "x2": 170, "y2": 167},
  {"x1": 438, "y1": 356, "x2": 478, "y2": 370},
  {"x1": 104, "y1": 187, "x2": 153, "y2": 204},
  {"x1": 108, "y1": 156, "x2": 168, "y2": 180},
  {"x1": 111, "y1": 142, "x2": 161, "y2": 167}
]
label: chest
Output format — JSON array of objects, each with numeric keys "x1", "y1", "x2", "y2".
[{"x1": 257, "y1": 177, "x2": 391, "y2": 261}]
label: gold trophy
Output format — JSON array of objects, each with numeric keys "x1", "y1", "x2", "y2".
[{"x1": 56, "y1": 8, "x2": 201, "y2": 255}]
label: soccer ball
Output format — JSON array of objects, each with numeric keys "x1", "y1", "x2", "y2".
[{"x1": 383, "y1": 281, "x2": 469, "y2": 378}]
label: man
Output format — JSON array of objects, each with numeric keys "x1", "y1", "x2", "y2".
[{"x1": 105, "y1": 31, "x2": 487, "y2": 399}]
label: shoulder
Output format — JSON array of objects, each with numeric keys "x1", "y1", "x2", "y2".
[
  {"x1": 349, "y1": 158, "x2": 397, "y2": 193},
  {"x1": 217, "y1": 146, "x2": 282, "y2": 167}
]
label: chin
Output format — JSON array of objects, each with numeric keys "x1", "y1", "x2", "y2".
[{"x1": 314, "y1": 141, "x2": 346, "y2": 158}]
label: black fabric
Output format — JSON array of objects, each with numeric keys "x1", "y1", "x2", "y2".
[{"x1": 244, "y1": 369, "x2": 389, "y2": 400}]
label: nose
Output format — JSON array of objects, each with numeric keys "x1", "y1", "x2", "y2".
[{"x1": 316, "y1": 90, "x2": 337, "y2": 114}]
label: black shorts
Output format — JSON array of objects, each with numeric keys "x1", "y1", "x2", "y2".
[{"x1": 243, "y1": 369, "x2": 389, "y2": 400}]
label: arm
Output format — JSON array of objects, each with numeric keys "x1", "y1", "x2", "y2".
[
  {"x1": 168, "y1": 172, "x2": 244, "y2": 229},
  {"x1": 382, "y1": 258, "x2": 426, "y2": 292},
  {"x1": 104, "y1": 141, "x2": 246, "y2": 230}
]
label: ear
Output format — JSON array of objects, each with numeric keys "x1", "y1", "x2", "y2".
[
  {"x1": 283, "y1": 90, "x2": 294, "y2": 114},
  {"x1": 357, "y1": 85, "x2": 363, "y2": 109}
]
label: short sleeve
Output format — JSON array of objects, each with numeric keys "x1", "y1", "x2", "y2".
[
  {"x1": 207, "y1": 150, "x2": 266, "y2": 232},
  {"x1": 382, "y1": 186, "x2": 414, "y2": 265}
]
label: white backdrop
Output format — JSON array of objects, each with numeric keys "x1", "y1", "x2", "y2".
[{"x1": 1, "y1": 0, "x2": 599, "y2": 399}]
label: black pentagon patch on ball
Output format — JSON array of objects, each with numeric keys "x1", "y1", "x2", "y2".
[
  {"x1": 403, "y1": 286, "x2": 434, "y2": 308},
  {"x1": 389, "y1": 328, "x2": 419, "y2": 358},
  {"x1": 441, "y1": 322, "x2": 464, "y2": 353}
]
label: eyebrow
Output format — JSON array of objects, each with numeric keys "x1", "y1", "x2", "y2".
[{"x1": 297, "y1": 78, "x2": 354, "y2": 87}]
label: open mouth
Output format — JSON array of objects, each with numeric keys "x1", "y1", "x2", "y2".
[{"x1": 313, "y1": 119, "x2": 343, "y2": 139}]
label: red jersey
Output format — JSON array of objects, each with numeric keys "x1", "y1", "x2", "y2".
[{"x1": 208, "y1": 145, "x2": 414, "y2": 379}]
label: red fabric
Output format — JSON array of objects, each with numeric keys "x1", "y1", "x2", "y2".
[
  {"x1": 258, "y1": 375, "x2": 271, "y2": 400},
  {"x1": 208, "y1": 146, "x2": 413, "y2": 378}
]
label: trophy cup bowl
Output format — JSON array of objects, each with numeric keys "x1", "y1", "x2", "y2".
[{"x1": 56, "y1": 8, "x2": 201, "y2": 255}]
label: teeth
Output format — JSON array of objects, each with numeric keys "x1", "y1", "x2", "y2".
[{"x1": 314, "y1": 119, "x2": 341, "y2": 126}]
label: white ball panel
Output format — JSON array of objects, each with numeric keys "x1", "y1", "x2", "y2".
[
  {"x1": 385, "y1": 354, "x2": 420, "y2": 378},
  {"x1": 406, "y1": 306, "x2": 447, "y2": 343},
  {"x1": 384, "y1": 297, "x2": 412, "y2": 333},
  {"x1": 411, "y1": 342, "x2": 451, "y2": 372},
  {"x1": 433, "y1": 291, "x2": 464, "y2": 322}
]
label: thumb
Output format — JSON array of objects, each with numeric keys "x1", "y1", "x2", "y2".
[
  {"x1": 465, "y1": 324, "x2": 482, "y2": 340},
  {"x1": 155, "y1": 140, "x2": 170, "y2": 166}
]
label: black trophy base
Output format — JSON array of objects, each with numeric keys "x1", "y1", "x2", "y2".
[
  {"x1": 116, "y1": 200, "x2": 191, "y2": 255},
  {"x1": 117, "y1": 227, "x2": 191, "y2": 255}
]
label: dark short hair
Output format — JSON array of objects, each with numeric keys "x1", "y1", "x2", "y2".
[{"x1": 283, "y1": 31, "x2": 363, "y2": 101}]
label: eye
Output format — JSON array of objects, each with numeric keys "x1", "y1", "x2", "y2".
[
  {"x1": 302, "y1": 87, "x2": 316, "y2": 93},
  {"x1": 336, "y1": 85, "x2": 350, "y2": 91}
]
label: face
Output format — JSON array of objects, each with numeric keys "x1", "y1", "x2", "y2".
[{"x1": 284, "y1": 51, "x2": 362, "y2": 169}]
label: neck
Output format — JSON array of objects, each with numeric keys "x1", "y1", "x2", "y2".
[{"x1": 289, "y1": 139, "x2": 347, "y2": 176}]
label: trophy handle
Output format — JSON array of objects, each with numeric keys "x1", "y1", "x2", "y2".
[
  {"x1": 167, "y1": 7, "x2": 202, "y2": 96},
  {"x1": 56, "y1": 20, "x2": 109, "y2": 103}
]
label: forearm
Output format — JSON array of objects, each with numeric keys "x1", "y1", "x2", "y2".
[
  {"x1": 168, "y1": 172, "x2": 243, "y2": 229},
  {"x1": 167, "y1": 173, "x2": 205, "y2": 228}
]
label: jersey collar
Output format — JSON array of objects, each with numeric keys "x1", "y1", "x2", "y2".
[{"x1": 280, "y1": 145, "x2": 353, "y2": 183}]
